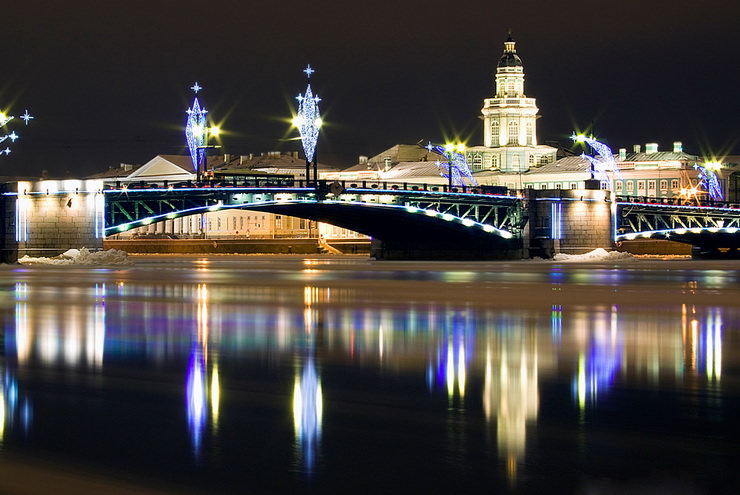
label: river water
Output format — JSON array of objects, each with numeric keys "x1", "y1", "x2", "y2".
[{"x1": 0, "y1": 254, "x2": 738, "y2": 494}]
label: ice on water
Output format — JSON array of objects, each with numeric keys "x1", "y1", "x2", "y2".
[{"x1": 18, "y1": 247, "x2": 133, "y2": 265}]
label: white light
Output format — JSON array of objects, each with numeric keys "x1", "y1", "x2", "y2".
[
  {"x1": 462, "y1": 218, "x2": 475, "y2": 227},
  {"x1": 442, "y1": 213, "x2": 455, "y2": 221},
  {"x1": 425, "y1": 210, "x2": 438, "y2": 217}
]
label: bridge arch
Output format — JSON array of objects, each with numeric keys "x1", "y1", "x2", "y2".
[{"x1": 107, "y1": 199, "x2": 516, "y2": 244}]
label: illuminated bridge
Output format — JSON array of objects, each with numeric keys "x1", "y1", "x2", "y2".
[
  {"x1": 4, "y1": 179, "x2": 740, "y2": 260},
  {"x1": 616, "y1": 198, "x2": 740, "y2": 257},
  {"x1": 103, "y1": 181, "x2": 526, "y2": 259}
]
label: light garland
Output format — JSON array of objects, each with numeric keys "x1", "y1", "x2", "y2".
[
  {"x1": 424, "y1": 142, "x2": 478, "y2": 186},
  {"x1": 694, "y1": 163, "x2": 723, "y2": 201},
  {"x1": 0, "y1": 109, "x2": 34, "y2": 157},
  {"x1": 571, "y1": 133, "x2": 622, "y2": 184},
  {"x1": 185, "y1": 83, "x2": 208, "y2": 174},
  {"x1": 295, "y1": 66, "x2": 321, "y2": 163}
]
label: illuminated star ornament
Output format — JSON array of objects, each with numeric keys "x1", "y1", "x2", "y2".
[
  {"x1": 424, "y1": 141, "x2": 478, "y2": 186},
  {"x1": 185, "y1": 83, "x2": 208, "y2": 175},
  {"x1": 21, "y1": 110, "x2": 34, "y2": 125},
  {"x1": 571, "y1": 133, "x2": 622, "y2": 184},
  {"x1": 294, "y1": 65, "x2": 321, "y2": 162}
]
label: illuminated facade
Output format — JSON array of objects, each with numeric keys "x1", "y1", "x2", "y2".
[{"x1": 466, "y1": 35, "x2": 558, "y2": 173}]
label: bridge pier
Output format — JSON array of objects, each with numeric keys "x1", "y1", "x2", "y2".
[
  {"x1": 1, "y1": 181, "x2": 105, "y2": 263},
  {"x1": 526, "y1": 188, "x2": 616, "y2": 258}
]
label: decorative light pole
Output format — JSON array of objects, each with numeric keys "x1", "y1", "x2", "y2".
[
  {"x1": 186, "y1": 83, "x2": 208, "y2": 182},
  {"x1": 423, "y1": 141, "x2": 478, "y2": 190},
  {"x1": 571, "y1": 133, "x2": 622, "y2": 191},
  {"x1": 293, "y1": 65, "x2": 322, "y2": 186},
  {"x1": 0, "y1": 108, "x2": 34, "y2": 156}
]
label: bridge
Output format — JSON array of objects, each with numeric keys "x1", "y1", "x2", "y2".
[{"x1": 3, "y1": 178, "x2": 740, "y2": 261}]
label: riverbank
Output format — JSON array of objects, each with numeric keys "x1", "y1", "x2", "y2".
[{"x1": 104, "y1": 238, "x2": 371, "y2": 255}]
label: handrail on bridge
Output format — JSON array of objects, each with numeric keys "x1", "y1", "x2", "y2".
[
  {"x1": 616, "y1": 195, "x2": 740, "y2": 210},
  {"x1": 103, "y1": 179, "x2": 512, "y2": 197}
]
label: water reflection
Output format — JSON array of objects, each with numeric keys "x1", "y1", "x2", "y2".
[{"x1": 0, "y1": 270, "x2": 732, "y2": 486}]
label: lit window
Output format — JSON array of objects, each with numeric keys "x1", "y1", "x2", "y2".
[
  {"x1": 660, "y1": 179, "x2": 668, "y2": 191},
  {"x1": 671, "y1": 179, "x2": 679, "y2": 190},
  {"x1": 491, "y1": 121, "x2": 499, "y2": 145},
  {"x1": 508, "y1": 121, "x2": 519, "y2": 145}
]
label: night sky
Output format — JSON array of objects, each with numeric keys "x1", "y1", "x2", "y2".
[{"x1": 2, "y1": 0, "x2": 739, "y2": 177}]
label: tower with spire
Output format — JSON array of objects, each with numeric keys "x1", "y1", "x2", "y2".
[{"x1": 468, "y1": 33, "x2": 557, "y2": 176}]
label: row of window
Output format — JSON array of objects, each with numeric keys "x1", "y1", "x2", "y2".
[
  {"x1": 514, "y1": 178, "x2": 682, "y2": 193},
  {"x1": 467, "y1": 153, "x2": 552, "y2": 171},
  {"x1": 491, "y1": 120, "x2": 534, "y2": 146},
  {"x1": 614, "y1": 179, "x2": 679, "y2": 193}
]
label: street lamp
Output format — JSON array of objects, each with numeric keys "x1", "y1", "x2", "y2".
[
  {"x1": 444, "y1": 143, "x2": 465, "y2": 189},
  {"x1": 294, "y1": 65, "x2": 322, "y2": 186},
  {"x1": 185, "y1": 83, "x2": 220, "y2": 183}
]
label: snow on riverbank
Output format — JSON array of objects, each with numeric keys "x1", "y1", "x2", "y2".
[
  {"x1": 18, "y1": 248, "x2": 133, "y2": 265},
  {"x1": 553, "y1": 248, "x2": 634, "y2": 262}
]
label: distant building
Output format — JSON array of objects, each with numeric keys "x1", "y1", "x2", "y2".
[
  {"x1": 467, "y1": 34, "x2": 558, "y2": 173},
  {"x1": 328, "y1": 35, "x2": 738, "y2": 203}
]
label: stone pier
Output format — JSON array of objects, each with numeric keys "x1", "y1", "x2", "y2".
[
  {"x1": 1, "y1": 180, "x2": 105, "y2": 263},
  {"x1": 526, "y1": 187, "x2": 615, "y2": 258}
]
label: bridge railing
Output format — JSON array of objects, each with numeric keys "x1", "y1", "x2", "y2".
[
  {"x1": 104, "y1": 179, "x2": 513, "y2": 197},
  {"x1": 616, "y1": 195, "x2": 740, "y2": 209}
]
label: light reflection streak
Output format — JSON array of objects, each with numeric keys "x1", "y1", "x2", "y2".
[
  {"x1": 293, "y1": 357, "x2": 323, "y2": 473},
  {"x1": 186, "y1": 283, "x2": 221, "y2": 458},
  {"x1": 573, "y1": 308, "x2": 622, "y2": 412}
]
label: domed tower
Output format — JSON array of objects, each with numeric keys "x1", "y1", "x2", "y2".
[{"x1": 479, "y1": 34, "x2": 550, "y2": 172}]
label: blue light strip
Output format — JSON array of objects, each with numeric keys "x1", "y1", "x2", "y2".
[
  {"x1": 551, "y1": 202, "x2": 561, "y2": 240},
  {"x1": 617, "y1": 226, "x2": 739, "y2": 241}
]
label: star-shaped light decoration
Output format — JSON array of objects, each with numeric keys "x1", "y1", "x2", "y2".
[
  {"x1": 303, "y1": 64, "x2": 315, "y2": 78},
  {"x1": 21, "y1": 110, "x2": 34, "y2": 125},
  {"x1": 191, "y1": 82, "x2": 202, "y2": 93}
]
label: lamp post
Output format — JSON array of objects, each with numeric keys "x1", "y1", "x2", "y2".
[
  {"x1": 293, "y1": 65, "x2": 322, "y2": 187},
  {"x1": 444, "y1": 142, "x2": 466, "y2": 191}
]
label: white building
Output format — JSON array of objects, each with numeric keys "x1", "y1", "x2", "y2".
[{"x1": 468, "y1": 33, "x2": 558, "y2": 172}]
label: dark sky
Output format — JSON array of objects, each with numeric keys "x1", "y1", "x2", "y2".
[{"x1": 2, "y1": 0, "x2": 739, "y2": 177}]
